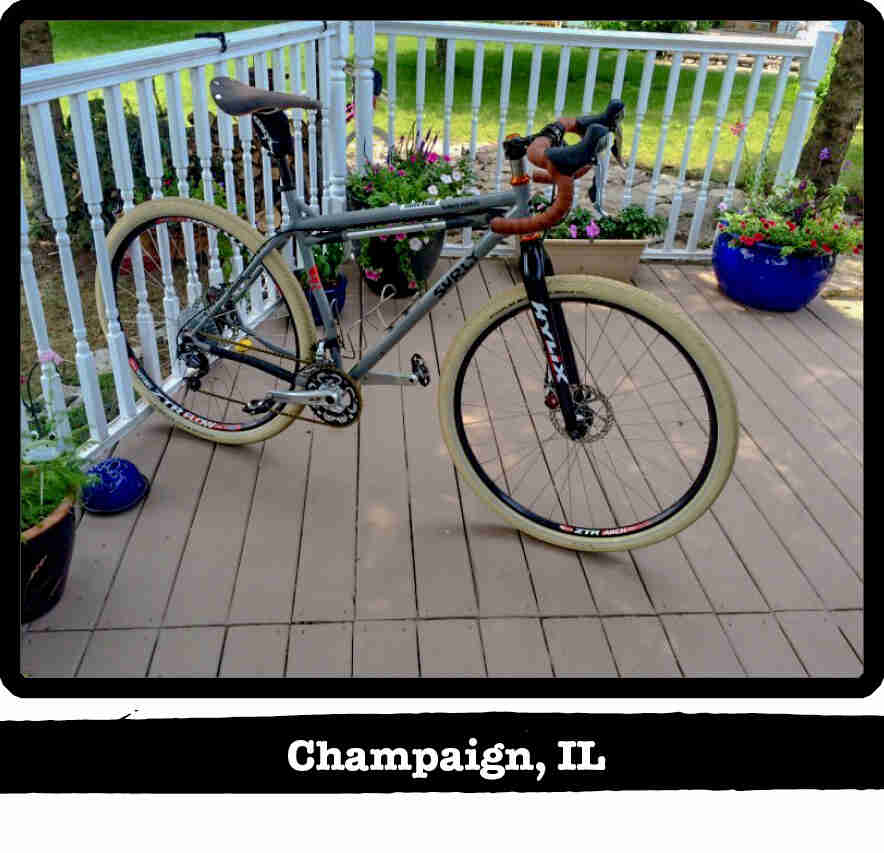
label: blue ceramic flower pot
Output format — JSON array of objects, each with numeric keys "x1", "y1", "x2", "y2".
[
  {"x1": 712, "y1": 232, "x2": 836, "y2": 312},
  {"x1": 306, "y1": 273, "x2": 348, "y2": 325}
]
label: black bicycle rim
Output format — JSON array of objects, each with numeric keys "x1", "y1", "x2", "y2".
[{"x1": 453, "y1": 294, "x2": 719, "y2": 541}]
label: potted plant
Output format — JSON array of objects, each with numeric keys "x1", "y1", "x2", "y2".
[
  {"x1": 714, "y1": 175, "x2": 863, "y2": 311},
  {"x1": 20, "y1": 354, "x2": 95, "y2": 624},
  {"x1": 346, "y1": 125, "x2": 476, "y2": 297},
  {"x1": 536, "y1": 194, "x2": 667, "y2": 281},
  {"x1": 296, "y1": 240, "x2": 348, "y2": 325}
]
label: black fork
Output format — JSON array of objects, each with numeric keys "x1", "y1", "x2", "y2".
[{"x1": 519, "y1": 238, "x2": 587, "y2": 440}]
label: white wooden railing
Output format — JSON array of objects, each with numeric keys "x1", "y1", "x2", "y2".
[
  {"x1": 362, "y1": 21, "x2": 837, "y2": 259},
  {"x1": 21, "y1": 20, "x2": 838, "y2": 459},
  {"x1": 20, "y1": 21, "x2": 349, "y2": 461}
]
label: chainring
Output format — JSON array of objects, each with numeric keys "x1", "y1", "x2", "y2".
[{"x1": 303, "y1": 364, "x2": 362, "y2": 428}]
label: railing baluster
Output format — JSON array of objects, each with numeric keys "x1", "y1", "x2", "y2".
[
  {"x1": 102, "y1": 83, "x2": 162, "y2": 387},
  {"x1": 20, "y1": 188, "x2": 75, "y2": 446},
  {"x1": 304, "y1": 40, "x2": 320, "y2": 215},
  {"x1": 465, "y1": 40, "x2": 485, "y2": 249},
  {"x1": 665, "y1": 53, "x2": 709, "y2": 251},
  {"x1": 524, "y1": 44, "x2": 543, "y2": 135},
  {"x1": 646, "y1": 51, "x2": 682, "y2": 215},
  {"x1": 442, "y1": 37, "x2": 455, "y2": 158},
  {"x1": 622, "y1": 49, "x2": 656, "y2": 208},
  {"x1": 688, "y1": 52, "x2": 739, "y2": 252},
  {"x1": 757, "y1": 52, "x2": 795, "y2": 183},
  {"x1": 69, "y1": 90, "x2": 137, "y2": 421},
  {"x1": 318, "y1": 32, "x2": 333, "y2": 213},
  {"x1": 387, "y1": 34, "x2": 397, "y2": 151},
  {"x1": 216, "y1": 88, "x2": 246, "y2": 283},
  {"x1": 553, "y1": 44, "x2": 571, "y2": 117},
  {"x1": 582, "y1": 47, "x2": 599, "y2": 113},
  {"x1": 164, "y1": 69, "x2": 202, "y2": 305},
  {"x1": 724, "y1": 54, "x2": 765, "y2": 207},
  {"x1": 494, "y1": 42, "x2": 514, "y2": 192},
  {"x1": 253, "y1": 52, "x2": 276, "y2": 249},
  {"x1": 469, "y1": 40, "x2": 485, "y2": 163},
  {"x1": 328, "y1": 21, "x2": 350, "y2": 215},
  {"x1": 235, "y1": 57, "x2": 257, "y2": 230},
  {"x1": 574, "y1": 47, "x2": 600, "y2": 207},
  {"x1": 776, "y1": 27, "x2": 836, "y2": 185},
  {"x1": 135, "y1": 75, "x2": 181, "y2": 380},
  {"x1": 292, "y1": 44, "x2": 306, "y2": 207},
  {"x1": 273, "y1": 45, "x2": 294, "y2": 271},
  {"x1": 415, "y1": 35, "x2": 427, "y2": 142},
  {"x1": 598, "y1": 48, "x2": 628, "y2": 189}
]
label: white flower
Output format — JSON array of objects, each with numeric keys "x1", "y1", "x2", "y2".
[
  {"x1": 440, "y1": 174, "x2": 452, "y2": 184},
  {"x1": 427, "y1": 185, "x2": 439, "y2": 195},
  {"x1": 408, "y1": 237, "x2": 423, "y2": 251},
  {"x1": 468, "y1": 187, "x2": 480, "y2": 195},
  {"x1": 452, "y1": 169, "x2": 462, "y2": 181}
]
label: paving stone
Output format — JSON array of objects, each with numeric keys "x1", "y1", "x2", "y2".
[
  {"x1": 721, "y1": 613, "x2": 806, "y2": 677},
  {"x1": 417, "y1": 619, "x2": 485, "y2": 676},
  {"x1": 776, "y1": 611, "x2": 863, "y2": 677},
  {"x1": 219, "y1": 625, "x2": 287, "y2": 677},
  {"x1": 602, "y1": 616, "x2": 681, "y2": 677}
]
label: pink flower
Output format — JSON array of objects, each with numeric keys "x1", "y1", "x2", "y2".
[
  {"x1": 38, "y1": 349, "x2": 63, "y2": 366},
  {"x1": 409, "y1": 155, "x2": 416, "y2": 163},
  {"x1": 364, "y1": 269, "x2": 380, "y2": 281},
  {"x1": 398, "y1": 169, "x2": 406, "y2": 176},
  {"x1": 443, "y1": 154, "x2": 451, "y2": 162},
  {"x1": 586, "y1": 221, "x2": 600, "y2": 238},
  {"x1": 395, "y1": 233, "x2": 407, "y2": 241},
  {"x1": 408, "y1": 280, "x2": 418, "y2": 290},
  {"x1": 426, "y1": 152, "x2": 439, "y2": 163},
  {"x1": 730, "y1": 121, "x2": 746, "y2": 136},
  {"x1": 379, "y1": 235, "x2": 388, "y2": 241},
  {"x1": 569, "y1": 224, "x2": 577, "y2": 239}
]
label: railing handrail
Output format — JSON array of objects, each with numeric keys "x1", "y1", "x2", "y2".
[
  {"x1": 373, "y1": 20, "x2": 815, "y2": 56},
  {"x1": 20, "y1": 20, "x2": 329, "y2": 106}
]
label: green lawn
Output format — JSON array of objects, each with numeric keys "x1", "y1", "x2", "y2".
[{"x1": 36, "y1": 22, "x2": 864, "y2": 197}]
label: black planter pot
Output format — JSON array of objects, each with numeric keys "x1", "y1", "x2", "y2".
[
  {"x1": 361, "y1": 230, "x2": 445, "y2": 298},
  {"x1": 20, "y1": 497, "x2": 76, "y2": 624}
]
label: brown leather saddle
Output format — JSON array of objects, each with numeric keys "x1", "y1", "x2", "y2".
[{"x1": 210, "y1": 76, "x2": 321, "y2": 116}]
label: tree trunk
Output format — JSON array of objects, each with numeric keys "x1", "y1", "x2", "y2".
[
  {"x1": 796, "y1": 20, "x2": 864, "y2": 192},
  {"x1": 435, "y1": 38, "x2": 447, "y2": 71},
  {"x1": 20, "y1": 20, "x2": 64, "y2": 224}
]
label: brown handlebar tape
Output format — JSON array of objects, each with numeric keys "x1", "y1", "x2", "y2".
[{"x1": 490, "y1": 121, "x2": 588, "y2": 236}]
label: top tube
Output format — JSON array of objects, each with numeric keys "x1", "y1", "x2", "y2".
[{"x1": 287, "y1": 190, "x2": 519, "y2": 233}]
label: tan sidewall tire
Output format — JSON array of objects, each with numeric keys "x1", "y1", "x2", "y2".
[
  {"x1": 96, "y1": 197, "x2": 316, "y2": 445},
  {"x1": 438, "y1": 274, "x2": 739, "y2": 552}
]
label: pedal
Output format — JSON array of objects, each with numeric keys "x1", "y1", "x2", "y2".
[{"x1": 411, "y1": 353, "x2": 431, "y2": 387}]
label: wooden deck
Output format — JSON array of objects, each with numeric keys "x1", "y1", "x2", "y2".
[{"x1": 21, "y1": 256, "x2": 863, "y2": 678}]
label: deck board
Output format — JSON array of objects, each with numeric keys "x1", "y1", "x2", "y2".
[{"x1": 23, "y1": 258, "x2": 863, "y2": 680}]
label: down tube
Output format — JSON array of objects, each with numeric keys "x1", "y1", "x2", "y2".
[{"x1": 350, "y1": 229, "x2": 507, "y2": 381}]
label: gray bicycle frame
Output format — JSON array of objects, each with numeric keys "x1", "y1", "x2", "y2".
[{"x1": 225, "y1": 177, "x2": 532, "y2": 382}]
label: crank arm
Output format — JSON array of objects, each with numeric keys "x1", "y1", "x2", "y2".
[{"x1": 267, "y1": 388, "x2": 342, "y2": 406}]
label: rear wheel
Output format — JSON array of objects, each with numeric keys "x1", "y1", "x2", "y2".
[
  {"x1": 96, "y1": 197, "x2": 316, "y2": 444},
  {"x1": 439, "y1": 275, "x2": 738, "y2": 552}
]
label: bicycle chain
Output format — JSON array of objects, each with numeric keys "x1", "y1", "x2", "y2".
[{"x1": 183, "y1": 333, "x2": 360, "y2": 429}]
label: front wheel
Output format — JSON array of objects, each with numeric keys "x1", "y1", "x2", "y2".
[{"x1": 438, "y1": 275, "x2": 738, "y2": 552}]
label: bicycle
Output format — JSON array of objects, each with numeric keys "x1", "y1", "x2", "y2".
[{"x1": 97, "y1": 74, "x2": 738, "y2": 553}]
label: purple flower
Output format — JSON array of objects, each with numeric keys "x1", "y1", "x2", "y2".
[
  {"x1": 586, "y1": 221, "x2": 600, "y2": 238},
  {"x1": 569, "y1": 224, "x2": 577, "y2": 239},
  {"x1": 843, "y1": 159, "x2": 853, "y2": 169},
  {"x1": 364, "y1": 268, "x2": 380, "y2": 281},
  {"x1": 819, "y1": 147, "x2": 831, "y2": 161}
]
